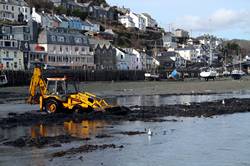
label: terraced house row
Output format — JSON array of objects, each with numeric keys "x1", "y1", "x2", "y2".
[{"x1": 0, "y1": 0, "x2": 161, "y2": 71}]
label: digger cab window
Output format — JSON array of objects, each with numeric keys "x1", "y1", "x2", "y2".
[
  {"x1": 66, "y1": 81, "x2": 78, "y2": 94},
  {"x1": 56, "y1": 81, "x2": 66, "y2": 95},
  {"x1": 47, "y1": 80, "x2": 66, "y2": 95},
  {"x1": 47, "y1": 81, "x2": 56, "y2": 94}
]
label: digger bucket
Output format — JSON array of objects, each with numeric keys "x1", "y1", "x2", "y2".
[{"x1": 81, "y1": 92, "x2": 130, "y2": 115}]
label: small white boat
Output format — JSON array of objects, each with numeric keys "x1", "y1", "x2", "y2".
[
  {"x1": 144, "y1": 73, "x2": 160, "y2": 81},
  {"x1": 231, "y1": 54, "x2": 244, "y2": 80},
  {"x1": 200, "y1": 68, "x2": 217, "y2": 81},
  {"x1": 222, "y1": 70, "x2": 231, "y2": 77},
  {"x1": 0, "y1": 74, "x2": 8, "y2": 86}
]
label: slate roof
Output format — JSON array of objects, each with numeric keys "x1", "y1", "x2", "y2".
[
  {"x1": 0, "y1": 0, "x2": 29, "y2": 6},
  {"x1": 40, "y1": 28, "x2": 89, "y2": 46}
]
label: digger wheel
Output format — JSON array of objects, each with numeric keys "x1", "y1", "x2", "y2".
[{"x1": 45, "y1": 99, "x2": 59, "y2": 114}]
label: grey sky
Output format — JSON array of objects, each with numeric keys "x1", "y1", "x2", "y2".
[{"x1": 107, "y1": 0, "x2": 250, "y2": 39}]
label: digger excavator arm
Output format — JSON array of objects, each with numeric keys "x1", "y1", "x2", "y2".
[{"x1": 27, "y1": 67, "x2": 47, "y2": 104}]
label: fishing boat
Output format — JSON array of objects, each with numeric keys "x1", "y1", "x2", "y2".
[
  {"x1": 231, "y1": 69, "x2": 245, "y2": 80},
  {"x1": 231, "y1": 54, "x2": 244, "y2": 80}
]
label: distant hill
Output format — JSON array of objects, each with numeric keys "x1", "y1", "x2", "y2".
[
  {"x1": 25, "y1": 0, "x2": 54, "y2": 12},
  {"x1": 25, "y1": 0, "x2": 109, "y2": 12},
  {"x1": 224, "y1": 39, "x2": 250, "y2": 55},
  {"x1": 77, "y1": 0, "x2": 109, "y2": 6}
]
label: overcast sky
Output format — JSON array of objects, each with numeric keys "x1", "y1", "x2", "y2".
[{"x1": 106, "y1": 0, "x2": 250, "y2": 39}]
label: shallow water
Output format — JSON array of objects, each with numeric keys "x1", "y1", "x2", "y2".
[
  {"x1": 107, "y1": 90, "x2": 250, "y2": 107},
  {"x1": 1, "y1": 91, "x2": 250, "y2": 165},
  {"x1": 1, "y1": 113, "x2": 250, "y2": 166},
  {"x1": 0, "y1": 90, "x2": 250, "y2": 117}
]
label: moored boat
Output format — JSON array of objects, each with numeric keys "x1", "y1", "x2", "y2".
[
  {"x1": 231, "y1": 70, "x2": 245, "y2": 80},
  {"x1": 200, "y1": 67, "x2": 217, "y2": 81},
  {"x1": 222, "y1": 70, "x2": 231, "y2": 77},
  {"x1": 144, "y1": 73, "x2": 160, "y2": 81}
]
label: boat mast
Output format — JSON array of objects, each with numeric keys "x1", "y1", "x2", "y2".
[
  {"x1": 209, "y1": 36, "x2": 212, "y2": 66},
  {"x1": 153, "y1": 41, "x2": 157, "y2": 74},
  {"x1": 240, "y1": 53, "x2": 242, "y2": 71}
]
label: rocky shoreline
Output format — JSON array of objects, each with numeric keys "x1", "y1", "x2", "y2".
[{"x1": 0, "y1": 98, "x2": 249, "y2": 130}]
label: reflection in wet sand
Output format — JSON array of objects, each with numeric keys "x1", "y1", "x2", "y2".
[{"x1": 30, "y1": 121, "x2": 107, "y2": 138}]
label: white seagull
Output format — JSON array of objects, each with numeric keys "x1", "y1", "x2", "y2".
[
  {"x1": 222, "y1": 100, "x2": 225, "y2": 105},
  {"x1": 148, "y1": 128, "x2": 153, "y2": 136}
]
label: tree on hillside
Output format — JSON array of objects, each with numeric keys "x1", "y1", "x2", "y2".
[
  {"x1": 77, "y1": 0, "x2": 109, "y2": 7},
  {"x1": 225, "y1": 42, "x2": 241, "y2": 55},
  {"x1": 222, "y1": 42, "x2": 241, "y2": 63},
  {"x1": 71, "y1": 9, "x2": 88, "y2": 20},
  {"x1": 54, "y1": 5, "x2": 67, "y2": 15},
  {"x1": 26, "y1": 0, "x2": 54, "y2": 12}
]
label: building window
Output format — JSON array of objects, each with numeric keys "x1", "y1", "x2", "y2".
[
  {"x1": 57, "y1": 36, "x2": 65, "y2": 42},
  {"x1": 14, "y1": 52, "x2": 17, "y2": 58},
  {"x1": 82, "y1": 38, "x2": 87, "y2": 44},
  {"x1": 3, "y1": 5, "x2": 5, "y2": 10},
  {"x1": 51, "y1": 35, "x2": 56, "y2": 42},
  {"x1": 6, "y1": 5, "x2": 8, "y2": 10},
  {"x1": 12, "y1": 6, "x2": 14, "y2": 11},
  {"x1": 14, "y1": 62, "x2": 17, "y2": 68},
  {"x1": 75, "y1": 38, "x2": 82, "y2": 44},
  {"x1": 75, "y1": 47, "x2": 79, "y2": 52},
  {"x1": 121, "y1": 54, "x2": 123, "y2": 59},
  {"x1": 19, "y1": 59, "x2": 21, "y2": 65},
  {"x1": 53, "y1": 46, "x2": 56, "y2": 53},
  {"x1": 6, "y1": 51, "x2": 9, "y2": 57},
  {"x1": 6, "y1": 62, "x2": 9, "y2": 68},
  {"x1": 81, "y1": 47, "x2": 85, "y2": 52},
  {"x1": 60, "y1": 46, "x2": 62, "y2": 53}
]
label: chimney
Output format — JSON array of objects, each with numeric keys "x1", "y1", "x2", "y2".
[{"x1": 32, "y1": 7, "x2": 36, "y2": 14}]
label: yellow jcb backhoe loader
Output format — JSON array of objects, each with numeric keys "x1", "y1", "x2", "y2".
[{"x1": 27, "y1": 64, "x2": 122, "y2": 114}]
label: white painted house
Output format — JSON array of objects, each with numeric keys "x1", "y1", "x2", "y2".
[
  {"x1": 175, "y1": 47, "x2": 196, "y2": 61},
  {"x1": 31, "y1": 7, "x2": 41, "y2": 24},
  {"x1": 115, "y1": 48, "x2": 128, "y2": 70},
  {"x1": 119, "y1": 14, "x2": 135, "y2": 28},
  {"x1": 140, "y1": 13, "x2": 157, "y2": 28},
  {"x1": 126, "y1": 52, "x2": 137, "y2": 70},
  {"x1": 0, "y1": 0, "x2": 31, "y2": 22},
  {"x1": 124, "y1": 48, "x2": 143, "y2": 70},
  {"x1": 162, "y1": 32, "x2": 177, "y2": 49},
  {"x1": 119, "y1": 11, "x2": 146, "y2": 30},
  {"x1": 0, "y1": 39, "x2": 24, "y2": 70}
]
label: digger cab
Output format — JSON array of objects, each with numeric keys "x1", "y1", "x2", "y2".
[{"x1": 46, "y1": 77, "x2": 78, "y2": 96}]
